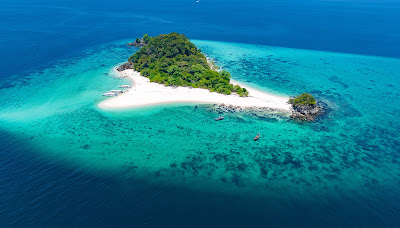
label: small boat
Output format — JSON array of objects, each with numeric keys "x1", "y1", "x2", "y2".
[
  {"x1": 102, "y1": 92, "x2": 117, "y2": 97},
  {"x1": 110, "y1": 90, "x2": 123, "y2": 93},
  {"x1": 254, "y1": 133, "x2": 260, "y2": 141},
  {"x1": 215, "y1": 116, "x2": 224, "y2": 121},
  {"x1": 119, "y1": 85, "x2": 131, "y2": 88}
]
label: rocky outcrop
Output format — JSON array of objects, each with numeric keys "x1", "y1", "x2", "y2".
[
  {"x1": 205, "y1": 103, "x2": 290, "y2": 120},
  {"x1": 289, "y1": 103, "x2": 324, "y2": 122},
  {"x1": 127, "y1": 39, "x2": 146, "y2": 47},
  {"x1": 117, "y1": 62, "x2": 134, "y2": 71},
  {"x1": 205, "y1": 102, "x2": 324, "y2": 122},
  {"x1": 206, "y1": 58, "x2": 220, "y2": 72}
]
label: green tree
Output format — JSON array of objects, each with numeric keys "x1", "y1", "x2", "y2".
[
  {"x1": 127, "y1": 32, "x2": 248, "y2": 96},
  {"x1": 289, "y1": 93, "x2": 316, "y2": 106},
  {"x1": 143, "y1": 34, "x2": 150, "y2": 43}
]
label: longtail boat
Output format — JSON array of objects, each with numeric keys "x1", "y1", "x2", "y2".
[
  {"x1": 102, "y1": 92, "x2": 117, "y2": 97},
  {"x1": 254, "y1": 133, "x2": 260, "y2": 141},
  {"x1": 215, "y1": 116, "x2": 224, "y2": 121}
]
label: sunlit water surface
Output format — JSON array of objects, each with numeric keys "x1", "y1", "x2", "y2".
[{"x1": 1, "y1": 39, "x2": 400, "y2": 226}]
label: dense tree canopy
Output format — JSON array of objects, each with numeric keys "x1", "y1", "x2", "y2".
[
  {"x1": 289, "y1": 93, "x2": 316, "y2": 106},
  {"x1": 128, "y1": 32, "x2": 248, "y2": 96}
]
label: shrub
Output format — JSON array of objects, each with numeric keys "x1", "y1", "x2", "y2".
[{"x1": 289, "y1": 93, "x2": 316, "y2": 106}]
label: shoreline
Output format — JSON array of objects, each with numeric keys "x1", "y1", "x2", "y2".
[{"x1": 98, "y1": 68, "x2": 292, "y2": 112}]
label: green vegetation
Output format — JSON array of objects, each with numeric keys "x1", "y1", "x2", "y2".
[
  {"x1": 132, "y1": 34, "x2": 150, "y2": 46},
  {"x1": 143, "y1": 34, "x2": 150, "y2": 43},
  {"x1": 289, "y1": 93, "x2": 316, "y2": 106},
  {"x1": 128, "y1": 32, "x2": 248, "y2": 96}
]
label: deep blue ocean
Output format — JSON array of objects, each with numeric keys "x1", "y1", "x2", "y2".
[{"x1": 1, "y1": 0, "x2": 400, "y2": 227}]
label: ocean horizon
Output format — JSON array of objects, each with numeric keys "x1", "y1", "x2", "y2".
[{"x1": 1, "y1": 0, "x2": 400, "y2": 227}]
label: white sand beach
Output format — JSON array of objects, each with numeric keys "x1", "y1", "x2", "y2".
[{"x1": 98, "y1": 69, "x2": 291, "y2": 111}]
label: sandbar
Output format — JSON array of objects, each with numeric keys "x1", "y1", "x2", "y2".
[{"x1": 98, "y1": 69, "x2": 291, "y2": 111}]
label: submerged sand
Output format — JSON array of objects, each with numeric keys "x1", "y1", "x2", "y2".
[{"x1": 98, "y1": 69, "x2": 291, "y2": 111}]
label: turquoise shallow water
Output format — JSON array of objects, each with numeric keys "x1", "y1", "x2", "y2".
[{"x1": 1, "y1": 40, "x2": 400, "y2": 226}]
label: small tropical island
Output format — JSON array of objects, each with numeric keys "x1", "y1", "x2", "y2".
[
  {"x1": 289, "y1": 93, "x2": 323, "y2": 121},
  {"x1": 101, "y1": 32, "x2": 322, "y2": 121},
  {"x1": 127, "y1": 32, "x2": 248, "y2": 96}
]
